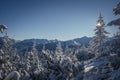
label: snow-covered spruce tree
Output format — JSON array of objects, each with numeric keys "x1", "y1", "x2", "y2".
[
  {"x1": 55, "y1": 42, "x2": 64, "y2": 64},
  {"x1": 108, "y1": 2, "x2": 120, "y2": 35},
  {"x1": 76, "y1": 45, "x2": 95, "y2": 61},
  {"x1": 0, "y1": 26, "x2": 12, "y2": 71},
  {"x1": 1, "y1": 34, "x2": 16, "y2": 72},
  {"x1": 89, "y1": 14, "x2": 109, "y2": 57},
  {"x1": 0, "y1": 25, "x2": 21, "y2": 80},
  {"x1": 64, "y1": 45, "x2": 72, "y2": 56},
  {"x1": 107, "y1": 2, "x2": 120, "y2": 56},
  {"x1": 31, "y1": 42, "x2": 39, "y2": 66}
]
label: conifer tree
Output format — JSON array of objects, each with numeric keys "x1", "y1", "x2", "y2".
[
  {"x1": 107, "y1": 2, "x2": 120, "y2": 56},
  {"x1": 90, "y1": 14, "x2": 109, "y2": 57},
  {"x1": 55, "y1": 42, "x2": 63, "y2": 63}
]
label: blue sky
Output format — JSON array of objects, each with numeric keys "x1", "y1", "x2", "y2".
[{"x1": 0, "y1": 0, "x2": 119, "y2": 40}]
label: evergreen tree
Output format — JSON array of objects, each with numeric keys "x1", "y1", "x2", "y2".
[
  {"x1": 55, "y1": 42, "x2": 64, "y2": 63},
  {"x1": 90, "y1": 14, "x2": 109, "y2": 57},
  {"x1": 31, "y1": 42, "x2": 38, "y2": 65},
  {"x1": 108, "y1": 2, "x2": 120, "y2": 37},
  {"x1": 64, "y1": 46, "x2": 73, "y2": 56},
  {"x1": 107, "y1": 2, "x2": 120, "y2": 56}
]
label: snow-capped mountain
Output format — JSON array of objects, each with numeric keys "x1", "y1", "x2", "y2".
[
  {"x1": 64, "y1": 36, "x2": 92, "y2": 46},
  {"x1": 14, "y1": 36, "x2": 92, "y2": 53},
  {"x1": 0, "y1": 36, "x2": 92, "y2": 53}
]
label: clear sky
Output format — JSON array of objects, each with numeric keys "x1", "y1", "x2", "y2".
[{"x1": 0, "y1": 0, "x2": 119, "y2": 40}]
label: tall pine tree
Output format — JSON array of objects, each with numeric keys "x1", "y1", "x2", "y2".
[
  {"x1": 90, "y1": 14, "x2": 109, "y2": 57},
  {"x1": 107, "y1": 2, "x2": 120, "y2": 56}
]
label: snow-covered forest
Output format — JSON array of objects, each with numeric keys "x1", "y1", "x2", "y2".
[{"x1": 0, "y1": 2, "x2": 120, "y2": 80}]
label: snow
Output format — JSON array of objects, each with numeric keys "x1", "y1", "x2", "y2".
[
  {"x1": 4, "y1": 71, "x2": 20, "y2": 80},
  {"x1": 84, "y1": 65, "x2": 94, "y2": 72},
  {"x1": 0, "y1": 3, "x2": 120, "y2": 80}
]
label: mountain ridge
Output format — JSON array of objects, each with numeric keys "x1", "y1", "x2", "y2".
[{"x1": 0, "y1": 36, "x2": 92, "y2": 53}]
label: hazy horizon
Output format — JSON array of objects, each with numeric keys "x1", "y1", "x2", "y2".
[{"x1": 14, "y1": 36, "x2": 92, "y2": 41}]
